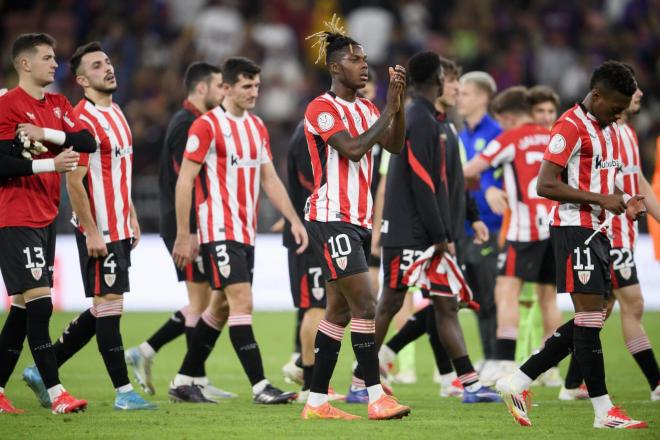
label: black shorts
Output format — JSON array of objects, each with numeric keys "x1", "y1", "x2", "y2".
[
  {"x1": 551, "y1": 226, "x2": 611, "y2": 297},
  {"x1": 609, "y1": 247, "x2": 639, "y2": 289},
  {"x1": 288, "y1": 249, "x2": 326, "y2": 309},
  {"x1": 305, "y1": 220, "x2": 370, "y2": 282},
  {"x1": 75, "y1": 229, "x2": 132, "y2": 297},
  {"x1": 163, "y1": 237, "x2": 206, "y2": 283},
  {"x1": 200, "y1": 240, "x2": 254, "y2": 289},
  {"x1": 382, "y1": 246, "x2": 427, "y2": 291},
  {"x1": 497, "y1": 239, "x2": 555, "y2": 284},
  {"x1": 0, "y1": 224, "x2": 56, "y2": 296}
]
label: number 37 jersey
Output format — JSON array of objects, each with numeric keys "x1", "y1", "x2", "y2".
[{"x1": 480, "y1": 123, "x2": 553, "y2": 241}]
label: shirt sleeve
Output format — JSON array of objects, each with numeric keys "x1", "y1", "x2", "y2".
[
  {"x1": 183, "y1": 117, "x2": 214, "y2": 164},
  {"x1": 258, "y1": 121, "x2": 272, "y2": 164},
  {"x1": 543, "y1": 119, "x2": 581, "y2": 168},
  {"x1": 60, "y1": 97, "x2": 88, "y2": 133},
  {"x1": 0, "y1": 96, "x2": 16, "y2": 141},
  {"x1": 480, "y1": 136, "x2": 515, "y2": 168},
  {"x1": 304, "y1": 99, "x2": 345, "y2": 143}
]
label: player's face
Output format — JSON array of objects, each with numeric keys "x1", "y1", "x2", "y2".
[
  {"x1": 494, "y1": 112, "x2": 515, "y2": 131},
  {"x1": 203, "y1": 72, "x2": 224, "y2": 111},
  {"x1": 626, "y1": 88, "x2": 643, "y2": 115},
  {"x1": 457, "y1": 81, "x2": 487, "y2": 118},
  {"x1": 360, "y1": 80, "x2": 376, "y2": 100},
  {"x1": 336, "y1": 46, "x2": 368, "y2": 90},
  {"x1": 531, "y1": 101, "x2": 557, "y2": 129},
  {"x1": 26, "y1": 45, "x2": 57, "y2": 86},
  {"x1": 438, "y1": 74, "x2": 459, "y2": 108},
  {"x1": 592, "y1": 87, "x2": 632, "y2": 126},
  {"x1": 226, "y1": 73, "x2": 260, "y2": 111},
  {"x1": 79, "y1": 51, "x2": 117, "y2": 93}
]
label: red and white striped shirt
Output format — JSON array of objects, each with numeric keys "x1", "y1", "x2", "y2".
[
  {"x1": 303, "y1": 92, "x2": 380, "y2": 228},
  {"x1": 73, "y1": 100, "x2": 133, "y2": 243},
  {"x1": 543, "y1": 104, "x2": 623, "y2": 230},
  {"x1": 184, "y1": 106, "x2": 272, "y2": 245},
  {"x1": 610, "y1": 123, "x2": 640, "y2": 248},
  {"x1": 481, "y1": 123, "x2": 553, "y2": 241}
]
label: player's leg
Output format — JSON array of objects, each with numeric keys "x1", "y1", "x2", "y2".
[
  {"x1": 391, "y1": 292, "x2": 416, "y2": 384},
  {"x1": 282, "y1": 308, "x2": 305, "y2": 385},
  {"x1": 535, "y1": 282, "x2": 564, "y2": 387},
  {"x1": 0, "y1": 295, "x2": 27, "y2": 413},
  {"x1": 299, "y1": 307, "x2": 325, "y2": 397},
  {"x1": 615, "y1": 283, "x2": 660, "y2": 398}
]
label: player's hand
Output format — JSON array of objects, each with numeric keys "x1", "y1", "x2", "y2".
[
  {"x1": 130, "y1": 216, "x2": 141, "y2": 249},
  {"x1": 53, "y1": 148, "x2": 80, "y2": 173},
  {"x1": 190, "y1": 233, "x2": 200, "y2": 260},
  {"x1": 370, "y1": 243, "x2": 381, "y2": 259},
  {"x1": 485, "y1": 187, "x2": 508, "y2": 215},
  {"x1": 16, "y1": 123, "x2": 45, "y2": 143},
  {"x1": 291, "y1": 221, "x2": 309, "y2": 254},
  {"x1": 434, "y1": 241, "x2": 449, "y2": 256},
  {"x1": 599, "y1": 193, "x2": 627, "y2": 215},
  {"x1": 86, "y1": 230, "x2": 108, "y2": 258},
  {"x1": 626, "y1": 194, "x2": 646, "y2": 221},
  {"x1": 270, "y1": 217, "x2": 285, "y2": 233},
  {"x1": 385, "y1": 65, "x2": 406, "y2": 114},
  {"x1": 472, "y1": 220, "x2": 489, "y2": 244},
  {"x1": 172, "y1": 234, "x2": 193, "y2": 269}
]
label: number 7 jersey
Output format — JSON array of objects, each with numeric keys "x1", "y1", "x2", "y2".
[{"x1": 480, "y1": 123, "x2": 554, "y2": 241}]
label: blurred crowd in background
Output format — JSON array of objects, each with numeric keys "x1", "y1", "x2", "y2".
[{"x1": 1, "y1": 0, "x2": 658, "y2": 233}]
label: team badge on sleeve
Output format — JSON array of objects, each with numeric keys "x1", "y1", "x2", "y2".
[
  {"x1": 317, "y1": 112, "x2": 335, "y2": 132},
  {"x1": 186, "y1": 135, "x2": 200, "y2": 153},
  {"x1": 548, "y1": 134, "x2": 566, "y2": 154}
]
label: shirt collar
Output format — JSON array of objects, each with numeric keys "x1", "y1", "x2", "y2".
[{"x1": 183, "y1": 99, "x2": 203, "y2": 117}]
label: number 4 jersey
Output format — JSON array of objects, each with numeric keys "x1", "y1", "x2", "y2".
[{"x1": 480, "y1": 122, "x2": 554, "y2": 241}]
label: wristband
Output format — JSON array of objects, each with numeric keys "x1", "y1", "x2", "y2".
[
  {"x1": 42, "y1": 128, "x2": 66, "y2": 145},
  {"x1": 622, "y1": 194, "x2": 632, "y2": 205},
  {"x1": 32, "y1": 158, "x2": 56, "y2": 174}
]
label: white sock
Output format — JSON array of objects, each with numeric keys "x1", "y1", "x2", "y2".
[
  {"x1": 510, "y1": 370, "x2": 533, "y2": 391},
  {"x1": 0, "y1": 386, "x2": 4, "y2": 394},
  {"x1": 193, "y1": 376, "x2": 209, "y2": 386},
  {"x1": 139, "y1": 342, "x2": 156, "y2": 359},
  {"x1": 307, "y1": 391, "x2": 328, "y2": 407},
  {"x1": 465, "y1": 381, "x2": 483, "y2": 393},
  {"x1": 367, "y1": 384, "x2": 385, "y2": 403},
  {"x1": 379, "y1": 345, "x2": 396, "y2": 364},
  {"x1": 252, "y1": 379, "x2": 269, "y2": 395},
  {"x1": 47, "y1": 384, "x2": 65, "y2": 402},
  {"x1": 116, "y1": 384, "x2": 133, "y2": 393},
  {"x1": 173, "y1": 374, "x2": 194, "y2": 386},
  {"x1": 591, "y1": 394, "x2": 613, "y2": 418},
  {"x1": 440, "y1": 372, "x2": 457, "y2": 386}
]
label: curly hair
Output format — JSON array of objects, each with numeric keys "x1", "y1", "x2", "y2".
[
  {"x1": 306, "y1": 14, "x2": 359, "y2": 65},
  {"x1": 408, "y1": 51, "x2": 441, "y2": 87},
  {"x1": 590, "y1": 60, "x2": 637, "y2": 97}
]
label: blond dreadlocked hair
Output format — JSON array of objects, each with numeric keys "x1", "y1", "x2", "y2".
[{"x1": 305, "y1": 13, "x2": 359, "y2": 65}]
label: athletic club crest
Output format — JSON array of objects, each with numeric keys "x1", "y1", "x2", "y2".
[
  {"x1": 219, "y1": 264, "x2": 231, "y2": 278},
  {"x1": 104, "y1": 274, "x2": 116, "y2": 287},
  {"x1": 312, "y1": 287, "x2": 324, "y2": 301},
  {"x1": 619, "y1": 268, "x2": 632, "y2": 280},
  {"x1": 578, "y1": 271, "x2": 591, "y2": 284},
  {"x1": 31, "y1": 267, "x2": 42, "y2": 280},
  {"x1": 336, "y1": 257, "x2": 347, "y2": 271},
  {"x1": 53, "y1": 107, "x2": 61, "y2": 119}
]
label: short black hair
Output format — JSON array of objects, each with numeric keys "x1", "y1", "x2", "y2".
[
  {"x1": 69, "y1": 41, "x2": 104, "y2": 76},
  {"x1": 438, "y1": 56, "x2": 462, "y2": 79},
  {"x1": 491, "y1": 86, "x2": 530, "y2": 115},
  {"x1": 408, "y1": 51, "x2": 441, "y2": 87},
  {"x1": 221, "y1": 57, "x2": 261, "y2": 85},
  {"x1": 11, "y1": 33, "x2": 56, "y2": 63},
  {"x1": 590, "y1": 60, "x2": 637, "y2": 97},
  {"x1": 325, "y1": 33, "x2": 361, "y2": 65},
  {"x1": 183, "y1": 61, "x2": 222, "y2": 93}
]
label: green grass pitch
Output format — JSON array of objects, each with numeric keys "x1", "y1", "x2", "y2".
[{"x1": 1, "y1": 310, "x2": 657, "y2": 439}]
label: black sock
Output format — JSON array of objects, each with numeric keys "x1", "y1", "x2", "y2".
[
  {"x1": 294, "y1": 308, "x2": 304, "y2": 354},
  {"x1": 426, "y1": 306, "x2": 453, "y2": 375},
  {"x1": 0, "y1": 305, "x2": 27, "y2": 388},
  {"x1": 310, "y1": 321, "x2": 343, "y2": 395},
  {"x1": 452, "y1": 355, "x2": 478, "y2": 387},
  {"x1": 350, "y1": 319, "x2": 379, "y2": 387},
  {"x1": 495, "y1": 338, "x2": 517, "y2": 361},
  {"x1": 573, "y1": 325, "x2": 607, "y2": 397},
  {"x1": 520, "y1": 319, "x2": 574, "y2": 381},
  {"x1": 184, "y1": 326, "x2": 195, "y2": 349},
  {"x1": 26, "y1": 297, "x2": 59, "y2": 388},
  {"x1": 564, "y1": 354, "x2": 583, "y2": 389},
  {"x1": 179, "y1": 314, "x2": 221, "y2": 378},
  {"x1": 53, "y1": 308, "x2": 96, "y2": 366},
  {"x1": 302, "y1": 365, "x2": 313, "y2": 391},
  {"x1": 632, "y1": 349, "x2": 660, "y2": 390},
  {"x1": 96, "y1": 313, "x2": 130, "y2": 389},
  {"x1": 146, "y1": 309, "x2": 185, "y2": 353},
  {"x1": 228, "y1": 317, "x2": 265, "y2": 386},
  {"x1": 385, "y1": 305, "x2": 428, "y2": 353}
]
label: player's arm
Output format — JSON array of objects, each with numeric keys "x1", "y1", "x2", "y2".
[
  {"x1": 65, "y1": 163, "x2": 108, "y2": 257},
  {"x1": 378, "y1": 66, "x2": 407, "y2": 154},
  {"x1": 261, "y1": 161, "x2": 308, "y2": 254},
  {"x1": 371, "y1": 176, "x2": 387, "y2": 256},
  {"x1": 639, "y1": 174, "x2": 660, "y2": 222},
  {"x1": 465, "y1": 191, "x2": 489, "y2": 243},
  {"x1": 172, "y1": 157, "x2": 202, "y2": 268},
  {"x1": 169, "y1": 120, "x2": 198, "y2": 234},
  {"x1": 17, "y1": 123, "x2": 96, "y2": 153},
  {"x1": 462, "y1": 156, "x2": 490, "y2": 180}
]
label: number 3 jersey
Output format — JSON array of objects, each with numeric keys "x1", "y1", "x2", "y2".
[{"x1": 480, "y1": 122, "x2": 553, "y2": 241}]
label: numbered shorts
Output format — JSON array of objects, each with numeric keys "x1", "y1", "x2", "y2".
[
  {"x1": 163, "y1": 237, "x2": 206, "y2": 283},
  {"x1": 609, "y1": 247, "x2": 638, "y2": 289},
  {"x1": 382, "y1": 246, "x2": 427, "y2": 291},
  {"x1": 288, "y1": 248, "x2": 326, "y2": 309},
  {"x1": 551, "y1": 226, "x2": 611, "y2": 297},
  {"x1": 305, "y1": 220, "x2": 370, "y2": 282},
  {"x1": 497, "y1": 239, "x2": 555, "y2": 284},
  {"x1": 75, "y1": 230, "x2": 131, "y2": 297},
  {"x1": 200, "y1": 240, "x2": 254, "y2": 289},
  {"x1": 0, "y1": 224, "x2": 56, "y2": 295}
]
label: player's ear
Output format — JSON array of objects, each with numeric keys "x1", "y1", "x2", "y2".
[{"x1": 75, "y1": 74, "x2": 88, "y2": 88}]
